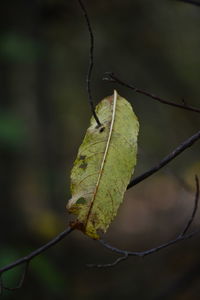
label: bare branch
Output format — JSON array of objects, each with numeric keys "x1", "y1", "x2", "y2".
[
  {"x1": 87, "y1": 253, "x2": 128, "y2": 268},
  {"x1": 176, "y1": 0, "x2": 200, "y2": 6},
  {"x1": 96, "y1": 176, "x2": 200, "y2": 267},
  {"x1": 128, "y1": 129, "x2": 200, "y2": 189},
  {"x1": 2, "y1": 262, "x2": 29, "y2": 292},
  {"x1": 180, "y1": 175, "x2": 199, "y2": 236},
  {"x1": 0, "y1": 227, "x2": 74, "y2": 292},
  {"x1": 103, "y1": 72, "x2": 200, "y2": 114},
  {"x1": 77, "y1": 0, "x2": 101, "y2": 127}
]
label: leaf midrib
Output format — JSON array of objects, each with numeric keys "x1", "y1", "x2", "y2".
[{"x1": 84, "y1": 90, "x2": 118, "y2": 229}]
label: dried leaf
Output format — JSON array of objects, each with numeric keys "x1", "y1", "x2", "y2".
[{"x1": 67, "y1": 90, "x2": 139, "y2": 239}]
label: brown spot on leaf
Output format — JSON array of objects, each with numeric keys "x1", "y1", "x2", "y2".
[
  {"x1": 99, "y1": 126, "x2": 105, "y2": 133},
  {"x1": 79, "y1": 162, "x2": 87, "y2": 170},
  {"x1": 79, "y1": 155, "x2": 86, "y2": 160},
  {"x1": 107, "y1": 95, "x2": 114, "y2": 103}
]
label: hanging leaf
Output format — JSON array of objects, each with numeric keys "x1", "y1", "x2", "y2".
[{"x1": 67, "y1": 90, "x2": 139, "y2": 239}]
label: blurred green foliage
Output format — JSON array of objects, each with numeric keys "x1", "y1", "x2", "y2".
[
  {"x1": 0, "y1": 112, "x2": 27, "y2": 148},
  {"x1": 0, "y1": 33, "x2": 40, "y2": 63}
]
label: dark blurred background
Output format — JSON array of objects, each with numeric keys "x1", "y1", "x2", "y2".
[{"x1": 1, "y1": 0, "x2": 200, "y2": 299}]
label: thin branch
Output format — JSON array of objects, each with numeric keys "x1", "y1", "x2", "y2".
[
  {"x1": 180, "y1": 175, "x2": 199, "y2": 236},
  {"x1": 0, "y1": 227, "x2": 73, "y2": 288},
  {"x1": 2, "y1": 262, "x2": 29, "y2": 292},
  {"x1": 127, "y1": 129, "x2": 200, "y2": 189},
  {"x1": 100, "y1": 230, "x2": 200, "y2": 258},
  {"x1": 87, "y1": 253, "x2": 128, "y2": 268},
  {"x1": 103, "y1": 72, "x2": 200, "y2": 114},
  {"x1": 77, "y1": 0, "x2": 101, "y2": 127},
  {"x1": 95, "y1": 176, "x2": 199, "y2": 267},
  {"x1": 176, "y1": 0, "x2": 200, "y2": 6}
]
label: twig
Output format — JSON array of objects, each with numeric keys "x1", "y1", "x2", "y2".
[
  {"x1": 2, "y1": 262, "x2": 29, "y2": 292},
  {"x1": 180, "y1": 175, "x2": 199, "y2": 236},
  {"x1": 176, "y1": 0, "x2": 200, "y2": 6},
  {"x1": 77, "y1": 0, "x2": 101, "y2": 127},
  {"x1": 0, "y1": 227, "x2": 73, "y2": 292},
  {"x1": 100, "y1": 230, "x2": 200, "y2": 259},
  {"x1": 127, "y1": 129, "x2": 200, "y2": 189},
  {"x1": 103, "y1": 72, "x2": 200, "y2": 114},
  {"x1": 95, "y1": 176, "x2": 200, "y2": 267},
  {"x1": 0, "y1": 227, "x2": 73, "y2": 274},
  {"x1": 87, "y1": 253, "x2": 128, "y2": 268}
]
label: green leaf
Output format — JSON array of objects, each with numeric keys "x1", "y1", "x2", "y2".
[{"x1": 67, "y1": 90, "x2": 139, "y2": 239}]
